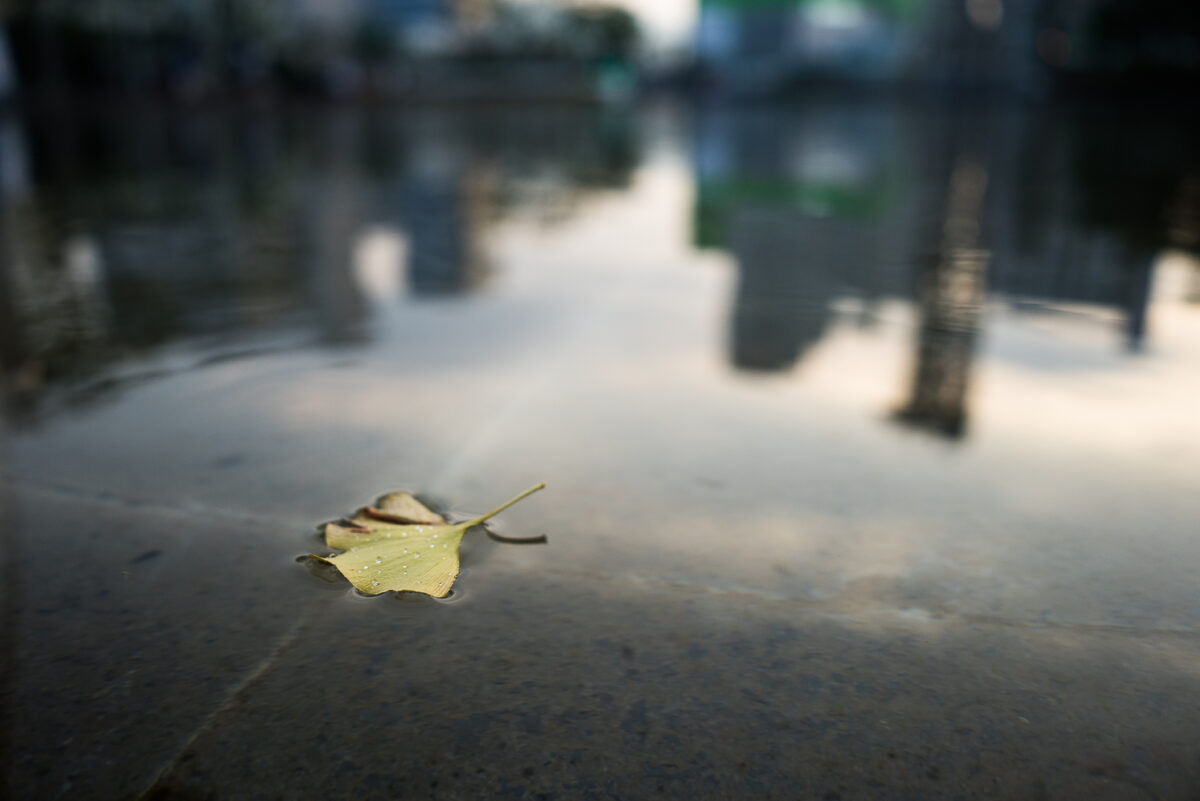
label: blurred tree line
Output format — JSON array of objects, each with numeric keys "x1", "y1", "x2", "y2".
[
  {"x1": 1084, "y1": 0, "x2": 1200, "y2": 77},
  {"x1": 0, "y1": 0, "x2": 639, "y2": 100}
]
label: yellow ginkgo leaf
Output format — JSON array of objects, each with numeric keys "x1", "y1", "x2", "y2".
[{"x1": 312, "y1": 483, "x2": 545, "y2": 597}]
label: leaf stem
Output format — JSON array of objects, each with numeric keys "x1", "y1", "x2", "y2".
[
  {"x1": 485, "y1": 530, "x2": 548, "y2": 545},
  {"x1": 463, "y1": 482, "x2": 546, "y2": 528}
]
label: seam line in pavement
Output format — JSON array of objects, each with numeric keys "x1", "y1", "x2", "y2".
[{"x1": 133, "y1": 610, "x2": 313, "y2": 800}]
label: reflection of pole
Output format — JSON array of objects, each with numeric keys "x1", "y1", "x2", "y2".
[
  {"x1": 300, "y1": 117, "x2": 366, "y2": 344},
  {"x1": 403, "y1": 167, "x2": 489, "y2": 296},
  {"x1": 0, "y1": 201, "x2": 18, "y2": 417},
  {"x1": 1121, "y1": 244, "x2": 1153, "y2": 352},
  {"x1": 895, "y1": 160, "x2": 988, "y2": 439}
]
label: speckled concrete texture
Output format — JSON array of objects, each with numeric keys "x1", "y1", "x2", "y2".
[{"x1": 141, "y1": 571, "x2": 1200, "y2": 801}]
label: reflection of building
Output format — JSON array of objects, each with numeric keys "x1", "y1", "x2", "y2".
[
  {"x1": 697, "y1": 0, "x2": 916, "y2": 92},
  {"x1": 365, "y1": 0, "x2": 495, "y2": 50},
  {"x1": 693, "y1": 106, "x2": 1167, "y2": 379},
  {"x1": 993, "y1": 110, "x2": 1190, "y2": 352},
  {"x1": 695, "y1": 0, "x2": 1049, "y2": 95},
  {"x1": 918, "y1": 0, "x2": 1042, "y2": 93},
  {"x1": 728, "y1": 210, "x2": 839, "y2": 370},
  {"x1": 693, "y1": 107, "x2": 918, "y2": 371}
]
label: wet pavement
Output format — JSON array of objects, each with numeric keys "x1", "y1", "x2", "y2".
[{"x1": 2, "y1": 103, "x2": 1200, "y2": 800}]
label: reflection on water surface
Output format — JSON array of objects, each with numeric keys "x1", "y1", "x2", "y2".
[
  {"x1": 2, "y1": 104, "x2": 1196, "y2": 437},
  {"x1": 4, "y1": 102, "x2": 1200, "y2": 801},
  {"x1": 0, "y1": 108, "x2": 640, "y2": 413}
]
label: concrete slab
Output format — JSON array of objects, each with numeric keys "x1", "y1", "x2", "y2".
[
  {"x1": 1, "y1": 486, "x2": 317, "y2": 800},
  {"x1": 145, "y1": 569, "x2": 1200, "y2": 800}
]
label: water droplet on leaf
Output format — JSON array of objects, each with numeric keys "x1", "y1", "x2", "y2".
[{"x1": 311, "y1": 484, "x2": 546, "y2": 598}]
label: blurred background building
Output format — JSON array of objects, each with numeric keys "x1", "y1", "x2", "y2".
[
  {"x1": 1, "y1": 0, "x2": 1198, "y2": 101},
  {"x1": 1, "y1": 0, "x2": 638, "y2": 102},
  {"x1": 691, "y1": 0, "x2": 1193, "y2": 97},
  {"x1": 1, "y1": 0, "x2": 1198, "y2": 428}
]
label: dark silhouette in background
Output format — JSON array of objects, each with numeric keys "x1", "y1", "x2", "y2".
[
  {"x1": 3, "y1": 0, "x2": 1199, "y2": 102},
  {"x1": 690, "y1": 102, "x2": 1198, "y2": 438},
  {"x1": 1, "y1": 0, "x2": 638, "y2": 103},
  {"x1": 728, "y1": 209, "x2": 839, "y2": 371},
  {"x1": 0, "y1": 107, "x2": 638, "y2": 421},
  {"x1": 894, "y1": 160, "x2": 988, "y2": 440},
  {"x1": 2, "y1": 1, "x2": 1199, "y2": 434},
  {"x1": 891, "y1": 110, "x2": 991, "y2": 439},
  {"x1": 693, "y1": 107, "x2": 910, "y2": 372}
]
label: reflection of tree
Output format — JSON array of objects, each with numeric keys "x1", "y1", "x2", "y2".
[
  {"x1": 0, "y1": 196, "x2": 115, "y2": 419},
  {"x1": 894, "y1": 161, "x2": 988, "y2": 439},
  {"x1": 1083, "y1": 0, "x2": 1200, "y2": 81},
  {"x1": 0, "y1": 196, "x2": 27, "y2": 417},
  {"x1": 0, "y1": 106, "x2": 640, "y2": 417}
]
